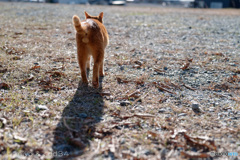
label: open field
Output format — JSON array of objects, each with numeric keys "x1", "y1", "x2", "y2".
[{"x1": 0, "y1": 2, "x2": 240, "y2": 159}]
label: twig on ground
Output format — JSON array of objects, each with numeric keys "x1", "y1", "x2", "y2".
[
  {"x1": 153, "y1": 82, "x2": 176, "y2": 95},
  {"x1": 181, "y1": 151, "x2": 210, "y2": 159},
  {"x1": 120, "y1": 113, "x2": 155, "y2": 120},
  {"x1": 182, "y1": 83, "x2": 196, "y2": 91},
  {"x1": 181, "y1": 58, "x2": 193, "y2": 70},
  {"x1": 132, "y1": 91, "x2": 149, "y2": 105},
  {"x1": 117, "y1": 90, "x2": 140, "y2": 100},
  {"x1": 63, "y1": 117, "x2": 78, "y2": 132}
]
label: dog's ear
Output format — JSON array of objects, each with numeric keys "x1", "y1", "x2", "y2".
[
  {"x1": 85, "y1": 11, "x2": 91, "y2": 19},
  {"x1": 98, "y1": 12, "x2": 103, "y2": 23}
]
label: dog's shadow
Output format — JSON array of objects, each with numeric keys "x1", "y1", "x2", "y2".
[{"x1": 52, "y1": 79, "x2": 104, "y2": 159}]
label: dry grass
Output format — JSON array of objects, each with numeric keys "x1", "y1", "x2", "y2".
[{"x1": 0, "y1": 2, "x2": 240, "y2": 160}]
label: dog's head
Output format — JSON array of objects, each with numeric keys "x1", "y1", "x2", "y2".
[{"x1": 85, "y1": 12, "x2": 104, "y2": 23}]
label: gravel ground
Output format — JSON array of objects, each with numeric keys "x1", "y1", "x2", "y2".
[{"x1": 0, "y1": 2, "x2": 240, "y2": 160}]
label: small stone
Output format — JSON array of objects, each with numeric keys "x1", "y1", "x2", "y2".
[
  {"x1": 23, "y1": 110, "x2": 30, "y2": 114},
  {"x1": 21, "y1": 86, "x2": 26, "y2": 89},
  {"x1": 181, "y1": 71, "x2": 186, "y2": 75},
  {"x1": 134, "y1": 60, "x2": 143, "y2": 65},
  {"x1": 192, "y1": 101, "x2": 203, "y2": 113},
  {"x1": 144, "y1": 150, "x2": 153, "y2": 155},
  {"x1": 120, "y1": 66, "x2": 124, "y2": 70},
  {"x1": 159, "y1": 109, "x2": 166, "y2": 113},
  {"x1": 13, "y1": 135, "x2": 27, "y2": 144},
  {"x1": 230, "y1": 117, "x2": 238, "y2": 120},
  {"x1": 120, "y1": 138, "x2": 125, "y2": 144},
  {"x1": 130, "y1": 147, "x2": 135, "y2": 153},
  {"x1": 120, "y1": 101, "x2": 131, "y2": 106},
  {"x1": 34, "y1": 98, "x2": 39, "y2": 103},
  {"x1": 0, "y1": 118, "x2": 7, "y2": 128},
  {"x1": 229, "y1": 63, "x2": 236, "y2": 66},
  {"x1": 108, "y1": 95, "x2": 114, "y2": 102},
  {"x1": 165, "y1": 114, "x2": 171, "y2": 119},
  {"x1": 111, "y1": 102, "x2": 120, "y2": 106},
  {"x1": 178, "y1": 113, "x2": 187, "y2": 117},
  {"x1": 36, "y1": 105, "x2": 48, "y2": 111},
  {"x1": 133, "y1": 64, "x2": 141, "y2": 69},
  {"x1": 160, "y1": 148, "x2": 167, "y2": 159},
  {"x1": 140, "y1": 59, "x2": 147, "y2": 63},
  {"x1": 208, "y1": 107, "x2": 215, "y2": 112}
]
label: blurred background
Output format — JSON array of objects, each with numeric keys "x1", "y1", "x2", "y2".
[{"x1": 0, "y1": 0, "x2": 239, "y2": 8}]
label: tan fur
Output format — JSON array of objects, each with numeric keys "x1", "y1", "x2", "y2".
[{"x1": 72, "y1": 12, "x2": 109, "y2": 88}]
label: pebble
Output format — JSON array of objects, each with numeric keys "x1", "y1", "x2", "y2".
[
  {"x1": 35, "y1": 105, "x2": 48, "y2": 111},
  {"x1": 120, "y1": 138, "x2": 125, "y2": 144},
  {"x1": 130, "y1": 147, "x2": 135, "y2": 153},
  {"x1": 178, "y1": 113, "x2": 187, "y2": 117},
  {"x1": 208, "y1": 107, "x2": 215, "y2": 112},
  {"x1": 13, "y1": 134, "x2": 28, "y2": 144},
  {"x1": 160, "y1": 148, "x2": 167, "y2": 159},
  {"x1": 120, "y1": 101, "x2": 131, "y2": 106},
  {"x1": 192, "y1": 101, "x2": 203, "y2": 113},
  {"x1": 0, "y1": 118, "x2": 7, "y2": 128},
  {"x1": 120, "y1": 66, "x2": 124, "y2": 70},
  {"x1": 144, "y1": 150, "x2": 154, "y2": 155},
  {"x1": 34, "y1": 98, "x2": 39, "y2": 103},
  {"x1": 22, "y1": 110, "x2": 30, "y2": 114},
  {"x1": 159, "y1": 109, "x2": 166, "y2": 113},
  {"x1": 229, "y1": 63, "x2": 236, "y2": 66}
]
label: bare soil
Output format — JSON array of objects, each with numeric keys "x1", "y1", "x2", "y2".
[{"x1": 0, "y1": 2, "x2": 240, "y2": 160}]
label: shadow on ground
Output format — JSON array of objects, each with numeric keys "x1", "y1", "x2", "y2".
[{"x1": 52, "y1": 81, "x2": 104, "y2": 159}]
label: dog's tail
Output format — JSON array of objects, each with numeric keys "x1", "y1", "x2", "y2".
[{"x1": 72, "y1": 15, "x2": 82, "y2": 33}]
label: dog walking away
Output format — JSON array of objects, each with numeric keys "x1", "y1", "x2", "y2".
[{"x1": 72, "y1": 12, "x2": 109, "y2": 88}]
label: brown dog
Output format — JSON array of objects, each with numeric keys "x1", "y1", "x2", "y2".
[{"x1": 72, "y1": 12, "x2": 109, "y2": 88}]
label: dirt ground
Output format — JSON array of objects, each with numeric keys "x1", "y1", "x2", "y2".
[{"x1": 0, "y1": 2, "x2": 240, "y2": 160}]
